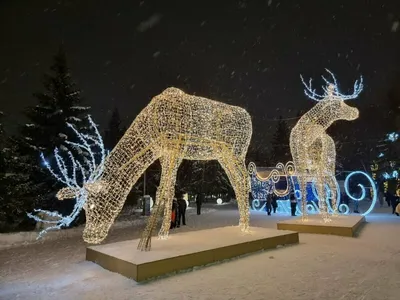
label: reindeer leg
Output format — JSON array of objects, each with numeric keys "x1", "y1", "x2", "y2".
[
  {"x1": 137, "y1": 160, "x2": 174, "y2": 251},
  {"x1": 323, "y1": 134, "x2": 338, "y2": 215},
  {"x1": 299, "y1": 174, "x2": 308, "y2": 221},
  {"x1": 158, "y1": 157, "x2": 182, "y2": 240},
  {"x1": 326, "y1": 175, "x2": 338, "y2": 215},
  {"x1": 137, "y1": 144, "x2": 182, "y2": 251},
  {"x1": 315, "y1": 173, "x2": 330, "y2": 222},
  {"x1": 137, "y1": 194, "x2": 164, "y2": 251},
  {"x1": 218, "y1": 150, "x2": 250, "y2": 232}
]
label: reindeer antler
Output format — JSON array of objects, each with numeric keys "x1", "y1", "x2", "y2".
[
  {"x1": 300, "y1": 69, "x2": 364, "y2": 101},
  {"x1": 27, "y1": 115, "x2": 107, "y2": 239}
]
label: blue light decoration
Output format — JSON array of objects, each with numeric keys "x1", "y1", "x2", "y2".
[
  {"x1": 383, "y1": 170, "x2": 399, "y2": 180},
  {"x1": 344, "y1": 171, "x2": 377, "y2": 216},
  {"x1": 386, "y1": 132, "x2": 399, "y2": 142},
  {"x1": 27, "y1": 116, "x2": 106, "y2": 239},
  {"x1": 378, "y1": 153, "x2": 384, "y2": 158},
  {"x1": 249, "y1": 163, "x2": 377, "y2": 217}
]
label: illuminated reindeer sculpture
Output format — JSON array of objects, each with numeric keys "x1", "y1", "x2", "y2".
[
  {"x1": 43, "y1": 87, "x2": 252, "y2": 251},
  {"x1": 290, "y1": 70, "x2": 363, "y2": 222}
]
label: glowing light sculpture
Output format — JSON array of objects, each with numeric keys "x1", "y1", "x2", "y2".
[
  {"x1": 344, "y1": 171, "x2": 377, "y2": 216},
  {"x1": 290, "y1": 69, "x2": 363, "y2": 222},
  {"x1": 27, "y1": 116, "x2": 106, "y2": 238},
  {"x1": 53, "y1": 87, "x2": 252, "y2": 251}
]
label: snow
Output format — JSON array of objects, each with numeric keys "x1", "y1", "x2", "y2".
[
  {"x1": 137, "y1": 14, "x2": 162, "y2": 32},
  {"x1": 66, "y1": 116, "x2": 82, "y2": 122},
  {"x1": 391, "y1": 21, "x2": 399, "y2": 32},
  {"x1": 0, "y1": 203, "x2": 399, "y2": 300},
  {"x1": 70, "y1": 106, "x2": 90, "y2": 111}
]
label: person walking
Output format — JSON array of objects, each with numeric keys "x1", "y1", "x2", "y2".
[
  {"x1": 389, "y1": 192, "x2": 399, "y2": 215},
  {"x1": 170, "y1": 198, "x2": 178, "y2": 229},
  {"x1": 266, "y1": 193, "x2": 272, "y2": 215},
  {"x1": 290, "y1": 193, "x2": 297, "y2": 216},
  {"x1": 177, "y1": 193, "x2": 187, "y2": 227},
  {"x1": 196, "y1": 193, "x2": 203, "y2": 215},
  {"x1": 271, "y1": 193, "x2": 278, "y2": 213}
]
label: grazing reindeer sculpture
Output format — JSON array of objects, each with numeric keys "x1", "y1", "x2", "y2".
[
  {"x1": 55, "y1": 87, "x2": 252, "y2": 251},
  {"x1": 290, "y1": 69, "x2": 363, "y2": 222}
]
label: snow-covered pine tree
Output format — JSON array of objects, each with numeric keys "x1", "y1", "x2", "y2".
[
  {"x1": 104, "y1": 107, "x2": 126, "y2": 151},
  {"x1": 9, "y1": 46, "x2": 91, "y2": 222},
  {"x1": 271, "y1": 116, "x2": 291, "y2": 164},
  {"x1": 0, "y1": 111, "x2": 8, "y2": 229},
  {"x1": 0, "y1": 112, "x2": 30, "y2": 231}
]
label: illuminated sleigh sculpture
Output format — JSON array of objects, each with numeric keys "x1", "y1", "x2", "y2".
[
  {"x1": 248, "y1": 161, "x2": 350, "y2": 215},
  {"x1": 29, "y1": 87, "x2": 252, "y2": 251},
  {"x1": 249, "y1": 70, "x2": 378, "y2": 218},
  {"x1": 248, "y1": 161, "x2": 377, "y2": 216}
]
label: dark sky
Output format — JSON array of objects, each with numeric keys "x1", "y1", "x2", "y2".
[{"x1": 0, "y1": 0, "x2": 399, "y2": 141}]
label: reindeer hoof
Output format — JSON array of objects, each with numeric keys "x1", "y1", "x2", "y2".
[
  {"x1": 239, "y1": 223, "x2": 250, "y2": 233},
  {"x1": 158, "y1": 230, "x2": 169, "y2": 240},
  {"x1": 137, "y1": 236, "x2": 152, "y2": 251}
]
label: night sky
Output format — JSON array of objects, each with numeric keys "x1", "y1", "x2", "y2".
[{"x1": 0, "y1": 0, "x2": 399, "y2": 143}]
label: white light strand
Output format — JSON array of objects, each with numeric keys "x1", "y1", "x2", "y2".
[
  {"x1": 46, "y1": 87, "x2": 252, "y2": 251},
  {"x1": 27, "y1": 116, "x2": 106, "y2": 239},
  {"x1": 300, "y1": 68, "x2": 363, "y2": 101}
]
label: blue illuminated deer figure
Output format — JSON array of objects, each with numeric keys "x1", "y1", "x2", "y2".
[{"x1": 290, "y1": 69, "x2": 363, "y2": 221}]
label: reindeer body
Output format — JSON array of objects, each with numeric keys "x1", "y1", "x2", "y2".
[
  {"x1": 290, "y1": 70, "x2": 362, "y2": 221},
  {"x1": 82, "y1": 87, "x2": 252, "y2": 250}
]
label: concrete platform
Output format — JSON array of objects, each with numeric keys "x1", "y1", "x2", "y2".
[
  {"x1": 86, "y1": 226, "x2": 299, "y2": 282},
  {"x1": 277, "y1": 214, "x2": 366, "y2": 237}
]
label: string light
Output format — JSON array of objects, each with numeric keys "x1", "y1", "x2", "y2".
[
  {"x1": 344, "y1": 171, "x2": 377, "y2": 216},
  {"x1": 248, "y1": 161, "x2": 296, "y2": 198},
  {"x1": 291, "y1": 69, "x2": 363, "y2": 222},
  {"x1": 27, "y1": 116, "x2": 106, "y2": 239},
  {"x1": 249, "y1": 164, "x2": 352, "y2": 215},
  {"x1": 47, "y1": 87, "x2": 252, "y2": 251},
  {"x1": 386, "y1": 132, "x2": 399, "y2": 142}
]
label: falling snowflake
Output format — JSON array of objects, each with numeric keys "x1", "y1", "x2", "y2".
[
  {"x1": 391, "y1": 21, "x2": 399, "y2": 32},
  {"x1": 137, "y1": 14, "x2": 162, "y2": 32}
]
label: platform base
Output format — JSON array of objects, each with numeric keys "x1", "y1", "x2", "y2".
[
  {"x1": 86, "y1": 226, "x2": 299, "y2": 282},
  {"x1": 277, "y1": 214, "x2": 365, "y2": 237}
]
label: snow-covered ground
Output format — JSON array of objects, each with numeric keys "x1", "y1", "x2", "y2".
[{"x1": 0, "y1": 202, "x2": 399, "y2": 300}]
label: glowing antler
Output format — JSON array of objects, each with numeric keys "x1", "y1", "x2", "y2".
[
  {"x1": 300, "y1": 69, "x2": 364, "y2": 101},
  {"x1": 27, "y1": 116, "x2": 106, "y2": 239}
]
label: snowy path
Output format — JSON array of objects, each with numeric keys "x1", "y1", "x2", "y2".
[{"x1": 1, "y1": 204, "x2": 399, "y2": 300}]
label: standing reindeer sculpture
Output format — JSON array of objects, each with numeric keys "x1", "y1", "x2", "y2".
[
  {"x1": 290, "y1": 69, "x2": 363, "y2": 222},
  {"x1": 45, "y1": 87, "x2": 252, "y2": 251}
]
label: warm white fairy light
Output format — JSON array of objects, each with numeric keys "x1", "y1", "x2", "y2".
[
  {"x1": 27, "y1": 116, "x2": 106, "y2": 238},
  {"x1": 248, "y1": 161, "x2": 296, "y2": 197},
  {"x1": 52, "y1": 87, "x2": 252, "y2": 251},
  {"x1": 290, "y1": 69, "x2": 363, "y2": 222}
]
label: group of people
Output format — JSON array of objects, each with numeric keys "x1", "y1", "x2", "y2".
[
  {"x1": 170, "y1": 192, "x2": 204, "y2": 229},
  {"x1": 265, "y1": 192, "x2": 298, "y2": 217}
]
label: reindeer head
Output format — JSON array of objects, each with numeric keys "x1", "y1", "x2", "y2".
[
  {"x1": 56, "y1": 179, "x2": 114, "y2": 244},
  {"x1": 300, "y1": 69, "x2": 363, "y2": 126},
  {"x1": 33, "y1": 115, "x2": 113, "y2": 244}
]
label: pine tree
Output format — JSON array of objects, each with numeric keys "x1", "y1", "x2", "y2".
[
  {"x1": 271, "y1": 116, "x2": 291, "y2": 164},
  {"x1": 0, "y1": 111, "x2": 8, "y2": 229},
  {"x1": 9, "y1": 46, "x2": 90, "y2": 223},
  {"x1": 0, "y1": 112, "x2": 28, "y2": 230},
  {"x1": 104, "y1": 107, "x2": 126, "y2": 151}
]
